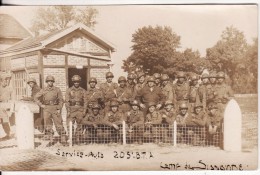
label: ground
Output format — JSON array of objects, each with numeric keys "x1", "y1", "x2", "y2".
[{"x1": 0, "y1": 94, "x2": 258, "y2": 171}]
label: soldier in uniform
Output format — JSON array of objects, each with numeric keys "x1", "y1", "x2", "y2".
[
  {"x1": 99, "y1": 72, "x2": 118, "y2": 113},
  {"x1": 34, "y1": 75, "x2": 66, "y2": 146},
  {"x1": 206, "y1": 72, "x2": 218, "y2": 105},
  {"x1": 144, "y1": 102, "x2": 162, "y2": 143},
  {"x1": 115, "y1": 76, "x2": 134, "y2": 113},
  {"x1": 198, "y1": 73, "x2": 209, "y2": 110},
  {"x1": 103, "y1": 100, "x2": 124, "y2": 144},
  {"x1": 134, "y1": 72, "x2": 146, "y2": 97},
  {"x1": 175, "y1": 102, "x2": 190, "y2": 143},
  {"x1": 126, "y1": 73, "x2": 136, "y2": 93},
  {"x1": 153, "y1": 73, "x2": 161, "y2": 87},
  {"x1": 172, "y1": 72, "x2": 190, "y2": 108},
  {"x1": 206, "y1": 103, "x2": 223, "y2": 146},
  {"x1": 24, "y1": 77, "x2": 43, "y2": 133},
  {"x1": 85, "y1": 77, "x2": 104, "y2": 115},
  {"x1": 214, "y1": 72, "x2": 234, "y2": 113},
  {"x1": 125, "y1": 100, "x2": 144, "y2": 144},
  {"x1": 188, "y1": 74, "x2": 200, "y2": 112},
  {"x1": 136, "y1": 76, "x2": 166, "y2": 116},
  {"x1": 82, "y1": 103, "x2": 106, "y2": 143},
  {"x1": 65, "y1": 75, "x2": 87, "y2": 144},
  {"x1": 160, "y1": 74, "x2": 174, "y2": 102},
  {"x1": 0, "y1": 74, "x2": 13, "y2": 140}
]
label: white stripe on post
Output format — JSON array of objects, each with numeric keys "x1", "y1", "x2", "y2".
[
  {"x1": 69, "y1": 121, "x2": 73, "y2": 147},
  {"x1": 173, "y1": 121, "x2": 177, "y2": 147},
  {"x1": 122, "y1": 120, "x2": 126, "y2": 145}
]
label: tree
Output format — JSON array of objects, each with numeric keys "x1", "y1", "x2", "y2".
[
  {"x1": 122, "y1": 25, "x2": 181, "y2": 76},
  {"x1": 30, "y1": 6, "x2": 98, "y2": 35}
]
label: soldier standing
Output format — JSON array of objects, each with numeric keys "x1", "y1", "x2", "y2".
[
  {"x1": 0, "y1": 74, "x2": 13, "y2": 140},
  {"x1": 65, "y1": 75, "x2": 87, "y2": 144},
  {"x1": 85, "y1": 77, "x2": 104, "y2": 114},
  {"x1": 34, "y1": 75, "x2": 66, "y2": 146},
  {"x1": 134, "y1": 72, "x2": 146, "y2": 97},
  {"x1": 126, "y1": 73, "x2": 136, "y2": 93},
  {"x1": 198, "y1": 73, "x2": 210, "y2": 110},
  {"x1": 188, "y1": 74, "x2": 200, "y2": 112},
  {"x1": 153, "y1": 73, "x2": 161, "y2": 87},
  {"x1": 125, "y1": 100, "x2": 144, "y2": 144},
  {"x1": 172, "y1": 72, "x2": 190, "y2": 108},
  {"x1": 214, "y1": 72, "x2": 234, "y2": 113},
  {"x1": 206, "y1": 72, "x2": 218, "y2": 105},
  {"x1": 116, "y1": 76, "x2": 134, "y2": 113},
  {"x1": 99, "y1": 72, "x2": 118, "y2": 113},
  {"x1": 175, "y1": 102, "x2": 190, "y2": 143},
  {"x1": 160, "y1": 74, "x2": 174, "y2": 102}
]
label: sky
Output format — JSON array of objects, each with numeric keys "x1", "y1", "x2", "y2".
[{"x1": 0, "y1": 5, "x2": 258, "y2": 79}]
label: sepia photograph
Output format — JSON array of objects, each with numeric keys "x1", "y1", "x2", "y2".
[{"x1": 0, "y1": 4, "x2": 258, "y2": 171}]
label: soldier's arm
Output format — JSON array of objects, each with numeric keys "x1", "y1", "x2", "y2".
[
  {"x1": 83, "y1": 89, "x2": 88, "y2": 114},
  {"x1": 65, "y1": 89, "x2": 71, "y2": 112},
  {"x1": 81, "y1": 115, "x2": 94, "y2": 126},
  {"x1": 151, "y1": 113, "x2": 163, "y2": 125},
  {"x1": 34, "y1": 89, "x2": 45, "y2": 107},
  {"x1": 193, "y1": 113, "x2": 207, "y2": 127},
  {"x1": 57, "y1": 88, "x2": 64, "y2": 110},
  {"x1": 158, "y1": 88, "x2": 166, "y2": 105},
  {"x1": 133, "y1": 112, "x2": 144, "y2": 126},
  {"x1": 228, "y1": 85, "x2": 234, "y2": 98},
  {"x1": 102, "y1": 113, "x2": 114, "y2": 126},
  {"x1": 172, "y1": 85, "x2": 177, "y2": 105}
]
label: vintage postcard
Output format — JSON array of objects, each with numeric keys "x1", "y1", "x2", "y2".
[{"x1": 0, "y1": 4, "x2": 258, "y2": 172}]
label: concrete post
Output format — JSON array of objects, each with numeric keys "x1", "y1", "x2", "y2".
[
  {"x1": 69, "y1": 121, "x2": 73, "y2": 147},
  {"x1": 224, "y1": 99, "x2": 242, "y2": 151},
  {"x1": 122, "y1": 121, "x2": 126, "y2": 145},
  {"x1": 173, "y1": 121, "x2": 177, "y2": 146},
  {"x1": 15, "y1": 104, "x2": 34, "y2": 149}
]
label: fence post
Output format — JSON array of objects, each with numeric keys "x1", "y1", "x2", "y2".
[
  {"x1": 69, "y1": 121, "x2": 73, "y2": 147},
  {"x1": 122, "y1": 120, "x2": 126, "y2": 145},
  {"x1": 15, "y1": 104, "x2": 34, "y2": 149},
  {"x1": 173, "y1": 121, "x2": 177, "y2": 146},
  {"x1": 224, "y1": 99, "x2": 242, "y2": 151}
]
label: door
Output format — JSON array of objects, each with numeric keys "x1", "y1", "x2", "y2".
[{"x1": 68, "y1": 68, "x2": 87, "y2": 90}]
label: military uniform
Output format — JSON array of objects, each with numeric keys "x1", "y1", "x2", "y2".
[
  {"x1": 172, "y1": 81, "x2": 189, "y2": 105},
  {"x1": 160, "y1": 74, "x2": 174, "y2": 102},
  {"x1": 145, "y1": 108, "x2": 162, "y2": 143},
  {"x1": 115, "y1": 86, "x2": 134, "y2": 113},
  {"x1": 99, "y1": 82, "x2": 118, "y2": 112},
  {"x1": 188, "y1": 84, "x2": 200, "y2": 111},
  {"x1": 34, "y1": 76, "x2": 66, "y2": 144},
  {"x1": 214, "y1": 84, "x2": 234, "y2": 113}
]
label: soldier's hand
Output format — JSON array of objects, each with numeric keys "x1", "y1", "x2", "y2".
[
  {"x1": 140, "y1": 103, "x2": 146, "y2": 109},
  {"x1": 112, "y1": 124, "x2": 119, "y2": 130},
  {"x1": 156, "y1": 104, "x2": 162, "y2": 109}
]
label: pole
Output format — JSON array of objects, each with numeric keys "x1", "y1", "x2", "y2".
[
  {"x1": 173, "y1": 121, "x2": 177, "y2": 146},
  {"x1": 122, "y1": 120, "x2": 126, "y2": 145},
  {"x1": 69, "y1": 121, "x2": 73, "y2": 147}
]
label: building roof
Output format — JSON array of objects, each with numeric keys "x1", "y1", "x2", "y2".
[
  {"x1": 0, "y1": 14, "x2": 32, "y2": 39},
  {"x1": 2, "y1": 23, "x2": 116, "y2": 54}
]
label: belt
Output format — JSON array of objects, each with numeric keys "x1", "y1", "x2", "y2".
[
  {"x1": 70, "y1": 101, "x2": 83, "y2": 106},
  {"x1": 44, "y1": 100, "x2": 58, "y2": 105}
]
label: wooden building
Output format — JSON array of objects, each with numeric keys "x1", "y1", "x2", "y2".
[{"x1": 0, "y1": 23, "x2": 116, "y2": 100}]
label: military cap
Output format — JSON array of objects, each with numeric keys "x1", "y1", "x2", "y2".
[
  {"x1": 130, "y1": 100, "x2": 140, "y2": 107},
  {"x1": 194, "y1": 101, "x2": 203, "y2": 108},
  {"x1": 118, "y1": 76, "x2": 127, "y2": 83},
  {"x1": 45, "y1": 75, "x2": 55, "y2": 82},
  {"x1": 209, "y1": 72, "x2": 217, "y2": 78},
  {"x1": 27, "y1": 77, "x2": 37, "y2": 84},
  {"x1": 137, "y1": 72, "x2": 145, "y2": 79},
  {"x1": 164, "y1": 100, "x2": 174, "y2": 106},
  {"x1": 147, "y1": 102, "x2": 157, "y2": 108},
  {"x1": 72, "y1": 75, "x2": 81, "y2": 82},
  {"x1": 127, "y1": 73, "x2": 136, "y2": 80},
  {"x1": 191, "y1": 74, "x2": 199, "y2": 81},
  {"x1": 110, "y1": 100, "x2": 119, "y2": 107},
  {"x1": 106, "y1": 72, "x2": 114, "y2": 78},
  {"x1": 177, "y1": 71, "x2": 186, "y2": 78},
  {"x1": 89, "y1": 77, "x2": 97, "y2": 83},
  {"x1": 201, "y1": 73, "x2": 209, "y2": 79},
  {"x1": 179, "y1": 103, "x2": 188, "y2": 109},
  {"x1": 153, "y1": 73, "x2": 161, "y2": 79},
  {"x1": 161, "y1": 74, "x2": 169, "y2": 81},
  {"x1": 217, "y1": 71, "x2": 225, "y2": 79},
  {"x1": 92, "y1": 103, "x2": 101, "y2": 109},
  {"x1": 147, "y1": 76, "x2": 156, "y2": 82}
]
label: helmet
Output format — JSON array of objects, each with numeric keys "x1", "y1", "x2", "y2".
[
  {"x1": 147, "y1": 76, "x2": 155, "y2": 82},
  {"x1": 106, "y1": 72, "x2": 114, "y2": 78},
  {"x1": 130, "y1": 100, "x2": 140, "y2": 107},
  {"x1": 161, "y1": 74, "x2": 169, "y2": 81},
  {"x1": 72, "y1": 75, "x2": 81, "y2": 82},
  {"x1": 27, "y1": 77, "x2": 36, "y2": 84},
  {"x1": 208, "y1": 102, "x2": 218, "y2": 110},
  {"x1": 110, "y1": 100, "x2": 119, "y2": 107},
  {"x1": 89, "y1": 77, "x2": 97, "y2": 83},
  {"x1": 194, "y1": 102, "x2": 203, "y2": 108},
  {"x1": 118, "y1": 76, "x2": 127, "y2": 83},
  {"x1": 217, "y1": 71, "x2": 225, "y2": 79},
  {"x1": 92, "y1": 103, "x2": 101, "y2": 109},
  {"x1": 209, "y1": 72, "x2": 217, "y2": 78},
  {"x1": 127, "y1": 73, "x2": 136, "y2": 80},
  {"x1": 45, "y1": 75, "x2": 55, "y2": 82},
  {"x1": 153, "y1": 73, "x2": 161, "y2": 79},
  {"x1": 191, "y1": 74, "x2": 199, "y2": 81},
  {"x1": 201, "y1": 73, "x2": 209, "y2": 79},
  {"x1": 179, "y1": 103, "x2": 188, "y2": 109},
  {"x1": 164, "y1": 100, "x2": 174, "y2": 106},
  {"x1": 137, "y1": 72, "x2": 145, "y2": 79},
  {"x1": 147, "y1": 102, "x2": 157, "y2": 108},
  {"x1": 177, "y1": 72, "x2": 186, "y2": 78}
]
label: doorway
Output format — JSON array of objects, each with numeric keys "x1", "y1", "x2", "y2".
[{"x1": 68, "y1": 68, "x2": 87, "y2": 90}]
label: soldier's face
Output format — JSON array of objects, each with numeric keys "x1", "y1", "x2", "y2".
[
  {"x1": 192, "y1": 80, "x2": 198, "y2": 85},
  {"x1": 73, "y1": 81, "x2": 80, "y2": 88},
  {"x1": 180, "y1": 108, "x2": 187, "y2": 115},
  {"x1": 178, "y1": 77, "x2": 185, "y2": 83},
  {"x1": 162, "y1": 80, "x2": 168, "y2": 86},
  {"x1": 209, "y1": 78, "x2": 216, "y2": 83},
  {"x1": 106, "y1": 77, "x2": 113, "y2": 83},
  {"x1": 90, "y1": 82, "x2": 96, "y2": 88},
  {"x1": 202, "y1": 78, "x2": 208, "y2": 84},
  {"x1": 28, "y1": 82, "x2": 35, "y2": 88},
  {"x1": 209, "y1": 108, "x2": 216, "y2": 115},
  {"x1": 148, "y1": 106, "x2": 156, "y2": 113},
  {"x1": 128, "y1": 79, "x2": 134, "y2": 85},
  {"x1": 217, "y1": 78, "x2": 224, "y2": 84},
  {"x1": 92, "y1": 108, "x2": 99, "y2": 115},
  {"x1": 47, "y1": 81, "x2": 54, "y2": 87},
  {"x1": 119, "y1": 81, "x2": 126, "y2": 88},
  {"x1": 165, "y1": 104, "x2": 173, "y2": 111},
  {"x1": 195, "y1": 107, "x2": 202, "y2": 114},
  {"x1": 148, "y1": 81, "x2": 155, "y2": 87},
  {"x1": 132, "y1": 105, "x2": 139, "y2": 111},
  {"x1": 111, "y1": 106, "x2": 118, "y2": 113},
  {"x1": 138, "y1": 76, "x2": 145, "y2": 83}
]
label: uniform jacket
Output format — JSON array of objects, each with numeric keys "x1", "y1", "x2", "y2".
[
  {"x1": 172, "y1": 81, "x2": 189, "y2": 102},
  {"x1": 198, "y1": 84, "x2": 208, "y2": 109},
  {"x1": 0, "y1": 85, "x2": 12, "y2": 102},
  {"x1": 99, "y1": 82, "x2": 118, "y2": 102},
  {"x1": 136, "y1": 86, "x2": 166, "y2": 105},
  {"x1": 125, "y1": 110, "x2": 144, "y2": 126},
  {"x1": 115, "y1": 86, "x2": 134, "y2": 104},
  {"x1": 85, "y1": 87, "x2": 104, "y2": 107},
  {"x1": 145, "y1": 111, "x2": 162, "y2": 124},
  {"x1": 134, "y1": 82, "x2": 146, "y2": 98},
  {"x1": 65, "y1": 86, "x2": 87, "y2": 113},
  {"x1": 82, "y1": 113, "x2": 105, "y2": 125},
  {"x1": 188, "y1": 84, "x2": 200, "y2": 103},
  {"x1": 214, "y1": 83, "x2": 234, "y2": 104},
  {"x1": 104, "y1": 111, "x2": 124, "y2": 126},
  {"x1": 206, "y1": 110, "x2": 223, "y2": 127},
  {"x1": 161, "y1": 83, "x2": 174, "y2": 102},
  {"x1": 160, "y1": 108, "x2": 176, "y2": 125},
  {"x1": 186, "y1": 111, "x2": 207, "y2": 127},
  {"x1": 176, "y1": 113, "x2": 190, "y2": 126}
]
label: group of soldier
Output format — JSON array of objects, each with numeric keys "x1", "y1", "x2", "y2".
[{"x1": 0, "y1": 70, "x2": 234, "y2": 146}]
